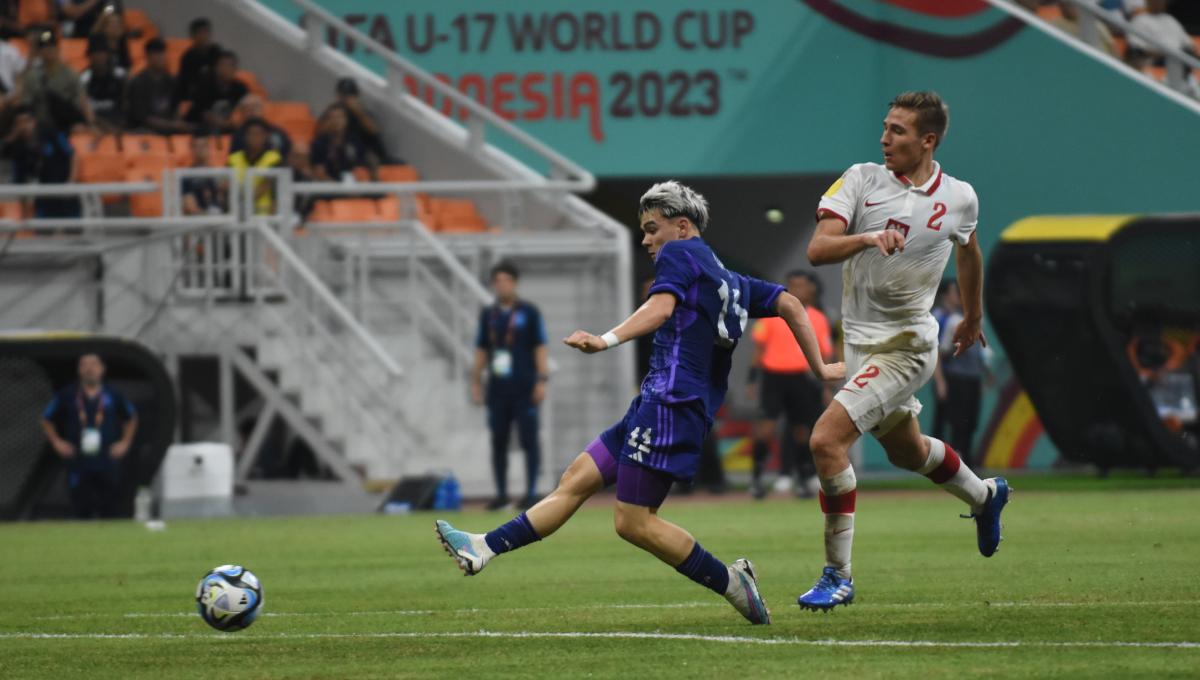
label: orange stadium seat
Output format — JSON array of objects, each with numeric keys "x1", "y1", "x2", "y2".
[
  {"x1": 279, "y1": 118, "x2": 317, "y2": 144},
  {"x1": 164, "y1": 38, "x2": 190, "y2": 75},
  {"x1": 328, "y1": 198, "x2": 380, "y2": 222},
  {"x1": 436, "y1": 215, "x2": 488, "y2": 233},
  {"x1": 70, "y1": 132, "x2": 119, "y2": 155},
  {"x1": 124, "y1": 9, "x2": 159, "y2": 40},
  {"x1": 18, "y1": 0, "x2": 52, "y2": 26},
  {"x1": 128, "y1": 38, "x2": 147, "y2": 72},
  {"x1": 376, "y1": 195, "x2": 431, "y2": 222},
  {"x1": 307, "y1": 200, "x2": 335, "y2": 223},
  {"x1": 0, "y1": 201, "x2": 25, "y2": 221},
  {"x1": 76, "y1": 151, "x2": 126, "y2": 184},
  {"x1": 60, "y1": 39, "x2": 88, "y2": 72},
  {"x1": 168, "y1": 134, "x2": 194, "y2": 166},
  {"x1": 264, "y1": 101, "x2": 313, "y2": 125},
  {"x1": 430, "y1": 198, "x2": 487, "y2": 233},
  {"x1": 126, "y1": 164, "x2": 166, "y2": 217},
  {"x1": 10, "y1": 38, "x2": 28, "y2": 58},
  {"x1": 377, "y1": 165, "x2": 420, "y2": 183},
  {"x1": 1036, "y1": 5, "x2": 1062, "y2": 22},
  {"x1": 121, "y1": 134, "x2": 170, "y2": 159}
]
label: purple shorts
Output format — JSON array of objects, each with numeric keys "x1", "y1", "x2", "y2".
[{"x1": 584, "y1": 396, "x2": 707, "y2": 508}]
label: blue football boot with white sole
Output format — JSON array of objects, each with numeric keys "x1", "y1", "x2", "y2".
[
  {"x1": 435, "y1": 520, "x2": 492, "y2": 576},
  {"x1": 797, "y1": 566, "x2": 854, "y2": 612}
]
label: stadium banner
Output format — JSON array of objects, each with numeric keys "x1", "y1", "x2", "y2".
[{"x1": 262, "y1": 0, "x2": 1200, "y2": 470}]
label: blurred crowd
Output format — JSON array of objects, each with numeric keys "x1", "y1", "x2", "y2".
[{"x1": 0, "y1": 2, "x2": 397, "y2": 217}]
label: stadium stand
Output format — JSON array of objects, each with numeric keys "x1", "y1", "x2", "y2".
[{"x1": 0, "y1": 0, "x2": 634, "y2": 497}]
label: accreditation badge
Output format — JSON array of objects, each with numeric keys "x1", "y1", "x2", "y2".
[
  {"x1": 491, "y1": 350, "x2": 513, "y2": 378},
  {"x1": 81, "y1": 427, "x2": 102, "y2": 456}
]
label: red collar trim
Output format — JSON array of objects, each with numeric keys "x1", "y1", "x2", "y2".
[{"x1": 893, "y1": 165, "x2": 943, "y2": 195}]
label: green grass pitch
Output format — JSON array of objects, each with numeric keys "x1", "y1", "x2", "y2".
[{"x1": 1, "y1": 482, "x2": 1198, "y2": 679}]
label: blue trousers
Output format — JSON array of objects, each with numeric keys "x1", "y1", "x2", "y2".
[{"x1": 487, "y1": 394, "x2": 540, "y2": 500}]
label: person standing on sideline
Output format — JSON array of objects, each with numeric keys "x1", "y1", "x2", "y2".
[
  {"x1": 747, "y1": 270, "x2": 833, "y2": 499},
  {"x1": 797, "y1": 91, "x2": 1009, "y2": 611},
  {"x1": 934, "y1": 279, "x2": 992, "y2": 466},
  {"x1": 471, "y1": 261, "x2": 549, "y2": 511},
  {"x1": 40, "y1": 353, "x2": 138, "y2": 519}
]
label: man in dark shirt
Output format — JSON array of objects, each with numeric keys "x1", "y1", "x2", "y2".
[
  {"x1": 2, "y1": 105, "x2": 81, "y2": 218},
  {"x1": 174, "y1": 17, "x2": 221, "y2": 105},
  {"x1": 309, "y1": 104, "x2": 373, "y2": 181},
  {"x1": 41, "y1": 353, "x2": 138, "y2": 519},
  {"x1": 20, "y1": 29, "x2": 92, "y2": 132},
  {"x1": 184, "y1": 49, "x2": 246, "y2": 132},
  {"x1": 471, "y1": 261, "x2": 549, "y2": 510},
  {"x1": 79, "y1": 42, "x2": 126, "y2": 131},
  {"x1": 126, "y1": 37, "x2": 189, "y2": 134},
  {"x1": 181, "y1": 134, "x2": 224, "y2": 215},
  {"x1": 330, "y1": 78, "x2": 392, "y2": 163}
]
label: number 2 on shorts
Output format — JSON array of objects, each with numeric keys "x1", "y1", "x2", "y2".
[{"x1": 852, "y1": 365, "x2": 880, "y2": 389}]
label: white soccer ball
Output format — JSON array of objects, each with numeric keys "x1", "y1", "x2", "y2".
[{"x1": 195, "y1": 565, "x2": 263, "y2": 631}]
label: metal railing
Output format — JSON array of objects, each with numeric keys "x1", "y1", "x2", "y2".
[{"x1": 278, "y1": 0, "x2": 595, "y2": 189}]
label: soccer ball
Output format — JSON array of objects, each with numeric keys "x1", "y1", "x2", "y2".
[{"x1": 195, "y1": 565, "x2": 263, "y2": 631}]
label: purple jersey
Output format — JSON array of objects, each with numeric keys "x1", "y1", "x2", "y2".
[{"x1": 642, "y1": 237, "x2": 784, "y2": 418}]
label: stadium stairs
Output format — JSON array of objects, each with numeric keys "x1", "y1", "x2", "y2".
[{"x1": 0, "y1": 0, "x2": 636, "y2": 498}]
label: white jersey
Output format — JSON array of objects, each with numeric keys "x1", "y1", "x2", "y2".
[{"x1": 816, "y1": 161, "x2": 978, "y2": 349}]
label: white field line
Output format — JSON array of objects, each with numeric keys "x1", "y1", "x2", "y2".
[
  {"x1": 29, "y1": 599, "x2": 1200, "y2": 621},
  {"x1": 0, "y1": 630, "x2": 1197, "y2": 649}
]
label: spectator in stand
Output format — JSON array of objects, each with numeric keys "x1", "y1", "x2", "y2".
[
  {"x1": 57, "y1": 0, "x2": 123, "y2": 39},
  {"x1": 125, "y1": 38, "x2": 189, "y2": 135},
  {"x1": 80, "y1": 42, "x2": 126, "y2": 132},
  {"x1": 1050, "y1": 1, "x2": 1120, "y2": 57},
  {"x1": 40, "y1": 353, "x2": 138, "y2": 519},
  {"x1": 88, "y1": 5, "x2": 131, "y2": 70},
  {"x1": 175, "y1": 17, "x2": 221, "y2": 105},
  {"x1": 227, "y1": 117, "x2": 282, "y2": 215},
  {"x1": 21, "y1": 30, "x2": 92, "y2": 134},
  {"x1": 2, "y1": 104, "x2": 81, "y2": 218},
  {"x1": 1127, "y1": 0, "x2": 1198, "y2": 62},
  {"x1": 184, "y1": 49, "x2": 246, "y2": 133},
  {"x1": 181, "y1": 133, "x2": 225, "y2": 215},
  {"x1": 327, "y1": 77, "x2": 392, "y2": 163},
  {"x1": 310, "y1": 104, "x2": 377, "y2": 181},
  {"x1": 230, "y1": 94, "x2": 291, "y2": 158},
  {"x1": 0, "y1": 34, "x2": 27, "y2": 100}
]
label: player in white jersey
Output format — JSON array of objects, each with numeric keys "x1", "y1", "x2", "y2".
[{"x1": 795, "y1": 91, "x2": 1010, "y2": 611}]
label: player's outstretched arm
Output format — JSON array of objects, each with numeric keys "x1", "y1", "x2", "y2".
[
  {"x1": 951, "y1": 231, "x2": 987, "y2": 356},
  {"x1": 775, "y1": 292, "x2": 845, "y2": 382},
  {"x1": 564, "y1": 292, "x2": 677, "y2": 354},
  {"x1": 807, "y1": 216, "x2": 905, "y2": 265}
]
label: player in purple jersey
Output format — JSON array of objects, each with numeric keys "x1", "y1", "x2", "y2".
[{"x1": 436, "y1": 181, "x2": 844, "y2": 624}]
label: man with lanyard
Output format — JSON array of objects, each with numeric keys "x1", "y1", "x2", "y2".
[
  {"x1": 471, "y1": 261, "x2": 549, "y2": 511},
  {"x1": 41, "y1": 353, "x2": 138, "y2": 519}
]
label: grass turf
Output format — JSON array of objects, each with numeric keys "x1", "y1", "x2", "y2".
[{"x1": 1, "y1": 484, "x2": 1198, "y2": 679}]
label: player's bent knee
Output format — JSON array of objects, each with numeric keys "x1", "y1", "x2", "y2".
[
  {"x1": 559, "y1": 453, "x2": 604, "y2": 498},
  {"x1": 613, "y1": 505, "x2": 649, "y2": 545}
]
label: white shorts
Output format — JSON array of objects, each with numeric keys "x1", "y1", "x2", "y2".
[{"x1": 833, "y1": 332, "x2": 937, "y2": 436}]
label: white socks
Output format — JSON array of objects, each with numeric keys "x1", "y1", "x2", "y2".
[
  {"x1": 919, "y1": 436, "x2": 992, "y2": 511},
  {"x1": 818, "y1": 466, "x2": 857, "y2": 580}
]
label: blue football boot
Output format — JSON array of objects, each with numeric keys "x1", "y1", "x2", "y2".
[
  {"x1": 797, "y1": 566, "x2": 854, "y2": 612},
  {"x1": 965, "y1": 477, "x2": 1010, "y2": 557}
]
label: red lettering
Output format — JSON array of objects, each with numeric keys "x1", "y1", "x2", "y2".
[
  {"x1": 852, "y1": 365, "x2": 880, "y2": 389},
  {"x1": 492, "y1": 73, "x2": 517, "y2": 121},
  {"x1": 928, "y1": 202, "x2": 947, "y2": 231},
  {"x1": 885, "y1": 218, "x2": 910, "y2": 238},
  {"x1": 552, "y1": 72, "x2": 564, "y2": 119},
  {"x1": 569, "y1": 73, "x2": 604, "y2": 142},
  {"x1": 522, "y1": 73, "x2": 548, "y2": 120}
]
